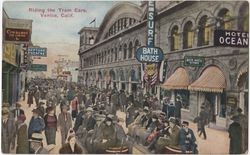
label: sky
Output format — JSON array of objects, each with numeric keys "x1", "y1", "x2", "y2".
[{"x1": 3, "y1": 1, "x2": 125, "y2": 76}]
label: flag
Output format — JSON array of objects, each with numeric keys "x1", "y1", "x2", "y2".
[{"x1": 89, "y1": 18, "x2": 96, "y2": 25}]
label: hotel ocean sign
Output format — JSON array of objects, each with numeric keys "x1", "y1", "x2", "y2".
[
  {"x1": 214, "y1": 30, "x2": 248, "y2": 48},
  {"x1": 136, "y1": 1, "x2": 164, "y2": 63}
]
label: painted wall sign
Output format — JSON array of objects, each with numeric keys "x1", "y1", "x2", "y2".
[
  {"x1": 136, "y1": 46, "x2": 164, "y2": 63},
  {"x1": 214, "y1": 30, "x2": 248, "y2": 47},
  {"x1": 184, "y1": 56, "x2": 205, "y2": 67},
  {"x1": 3, "y1": 43, "x2": 17, "y2": 66},
  {"x1": 28, "y1": 47, "x2": 47, "y2": 57},
  {"x1": 5, "y1": 28, "x2": 30, "y2": 42}
]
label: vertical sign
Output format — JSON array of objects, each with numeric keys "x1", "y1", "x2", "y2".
[{"x1": 147, "y1": 1, "x2": 155, "y2": 47}]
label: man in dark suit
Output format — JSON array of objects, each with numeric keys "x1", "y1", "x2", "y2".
[
  {"x1": 179, "y1": 121, "x2": 197, "y2": 154},
  {"x1": 12, "y1": 102, "x2": 25, "y2": 120}
]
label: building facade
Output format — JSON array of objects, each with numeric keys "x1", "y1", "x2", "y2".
[{"x1": 78, "y1": 1, "x2": 249, "y2": 129}]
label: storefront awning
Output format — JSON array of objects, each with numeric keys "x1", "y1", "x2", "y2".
[
  {"x1": 188, "y1": 66, "x2": 226, "y2": 93},
  {"x1": 161, "y1": 67, "x2": 189, "y2": 90},
  {"x1": 236, "y1": 65, "x2": 248, "y2": 85}
]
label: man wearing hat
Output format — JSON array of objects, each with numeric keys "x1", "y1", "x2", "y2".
[
  {"x1": 198, "y1": 106, "x2": 208, "y2": 139},
  {"x1": 12, "y1": 102, "x2": 25, "y2": 120},
  {"x1": 155, "y1": 117, "x2": 181, "y2": 153},
  {"x1": 58, "y1": 104, "x2": 72, "y2": 146},
  {"x1": 29, "y1": 133, "x2": 49, "y2": 154},
  {"x1": 179, "y1": 121, "x2": 197, "y2": 154},
  {"x1": 82, "y1": 107, "x2": 96, "y2": 132},
  {"x1": 94, "y1": 115, "x2": 116, "y2": 153},
  {"x1": 228, "y1": 115, "x2": 242, "y2": 154},
  {"x1": 2, "y1": 108, "x2": 16, "y2": 153},
  {"x1": 86, "y1": 114, "x2": 106, "y2": 153},
  {"x1": 16, "y1": 114, "x2": 29, "y2": 154},
  {"x1": 73, "y1": 104, "x2": 85, "y2": 132},
  {"x1": 28, "y1": 109, "x2": 45, "y2": 139}
]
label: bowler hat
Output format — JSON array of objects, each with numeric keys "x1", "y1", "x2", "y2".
[
  {"x1": 182, "y1": 121, "x2": 189, "y2": 126},
  {"x1": 169, "y1": 117, "x2": 176, "y2": 124}
]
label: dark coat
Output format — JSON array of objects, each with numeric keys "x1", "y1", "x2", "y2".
[
  {"x1": 16, "y1": 123, "x2": 29, "y2": 154},
  {"x1": 167, "y1": 104, "x2": 175, "y2": 118},
  {"x1": 59, "y1": 143, "x2": 83, "y2": 154},
  {"x1": 73, "y1": 111, "x2": 84, "y2": 132},
  {"x1": 28, "y1": 116, "x2": 45, "y2": 138},
  {"x1": 12, "y1": 108, "x2": 25, "y2": 119},
  {"x1": 2, "y1": 117, "x2": 16, "y2": 153},
  {"x1": 228, "y1": 122, "x2": 242, "y2": 154},
  {"x1": 83, "y1": 115, "x2": 96, "y2": 131},
  {"x1": 175, "y1": 101, "x2": 182, "y2": 118},
  {"x1": 179, "y1": 128, "x2": 196, "y2": 147}
]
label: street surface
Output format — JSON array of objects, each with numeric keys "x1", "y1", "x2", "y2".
[{"x1": 10, "y1": 93, "x2": 229, "y2": 154}]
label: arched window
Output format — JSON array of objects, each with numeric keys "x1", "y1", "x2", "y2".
[
  {"x1": 238, "y1": 4, "x2": 249, "y2": 31},
  {"x1": 171, "y1": 26, "x2": 180, "y2": 51},
  {"x1": 128, "y1": 42, "x2": 133, "y2": 59},
  {"x1": 119, "y1": 45, "x2": 122, "y2": 60},
  {"x1": 218, "y1": 9, "x2": 232, "y2": 30},
  {"x1": 198, "y1": 16, "x2": 210, "y2": 46},
  {"x1": 104, "y1": 51, "x2": 107, "y2": 63},
  {"x1": 107, "y1": 50, "x2": 110, "y2": 63},
  {"x1": 115, "y1": 47, "x2": 118, "y2": 61},
  {"x1": 183, "y1": 21, "x2": 194, "y2": 49},
  {"x1": 111, "y1": 49, "x2": 114, "y2": 62},
  {"x1": 123, "y1": 44, "x2": 127, "y2": 60},
  {"x1": 134, "y1": 40, "x2": 140, "y2": 58}
]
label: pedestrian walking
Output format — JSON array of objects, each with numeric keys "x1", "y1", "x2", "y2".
[
  {"x1": 29, "y1": 133, "x2": 49, "y2": 154},
  {"x1": 2, "y1": 108, "x2": 16, "y2": 153},
  {"x1": 228, "y1": 116, "x2": 242, "y2": 154},
  {"x1": 27, "y1": 89, "x2": 34, "y2": 107},
  {"x1": 58, "y1": 105, "x2": 72, "y2": 145},
  {"x1": 16, "y1": 114, "x2": 29, "y2": 154},
  {"x1": 71, "y1": 96, "x2": 78, "y2": 121},
  {"x1": 44, "y1": 107, "x2": 57, "y2": 145},
  {"x1": 59, "y1": 135, "x2": 83, "y2": 154},
  {"x1": 175, "y1": 96, "x2": 182, "y2": 120},
  {"x1": 198, "y1": 106, "x2": 208, "y2": 139},
  {"x1": 12, "y1": 102, "x2": 25, "y2": 120},
  {"x1": 28, "y1": 109, "x2": 45, "y2": 139},
  {"x1": 167, "y1": 101, "x2": 175, "y2": 119},
  {"x1": 73, "y1": 104, "x2": 85, "y2": 132}
]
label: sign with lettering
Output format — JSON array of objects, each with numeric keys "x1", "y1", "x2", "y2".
[
  {"x1": 5, "y1": 18, "x2": 32, "y2": 29},
  {"x1": 184, "y1": 56, "x2": 205, "y2": 67},
  {"x1": 28, "y1": 47, "x2": 47, "y2": 57},
  {"x1": 136, "y1": 46, "x2": 164, "y2": 63},
  {"x1": 227, "y1": 96, "x2": 237, "y2": 105},
  {"x1": 147, "y1": 1, "x2": 155, "y2": 47},
  {"x1": 214, "y1": 30, "x2": 248, "y2": 47},
  {"x1": 29, "y1": 64, "x2": 47, "y2": 71},
  {"x1": 5, "y1": 28, "x2": 30, "y2": 42}
]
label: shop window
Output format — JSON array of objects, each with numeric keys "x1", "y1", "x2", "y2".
[
  {"x1": 218, "y1": 9, "x2": 232, "y2": 30},
  {"x1": 183, "y1": 21, "x2": 194, "y2": 49},
  {"x1": 123, "y1": 44, "x2": 127, "y2": 60},
  {"x1": 170, "y1": 26, "x2": 180, "y2": 51},
  {"x1": 198, "y1": 15, "x2": 210, "y2": 46},
  {"x1": 128, "y1": 42, "x2": 133, "y2": 59},
  {"x1": 175, "y1": 90, "x2": 190, "y2": 109}
]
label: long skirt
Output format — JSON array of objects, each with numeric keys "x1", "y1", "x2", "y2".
[{"x1": 45, "y1": 127, "x2": 56, "y2": 145}]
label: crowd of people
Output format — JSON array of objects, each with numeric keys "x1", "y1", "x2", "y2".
[{"x1": 1, "y1": 77, "x2": 248, "y2": 154}]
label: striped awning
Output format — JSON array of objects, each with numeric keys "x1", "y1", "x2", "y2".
[
  {"x1": 161, "y1": 67, "x2": 189, "y2": 90},
  {"x1": 236, "y1": 65, "x2": 248, "y2": 85},
  {"x1": 188, "y1": 66, "x2": 226, "y2": 93}
]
